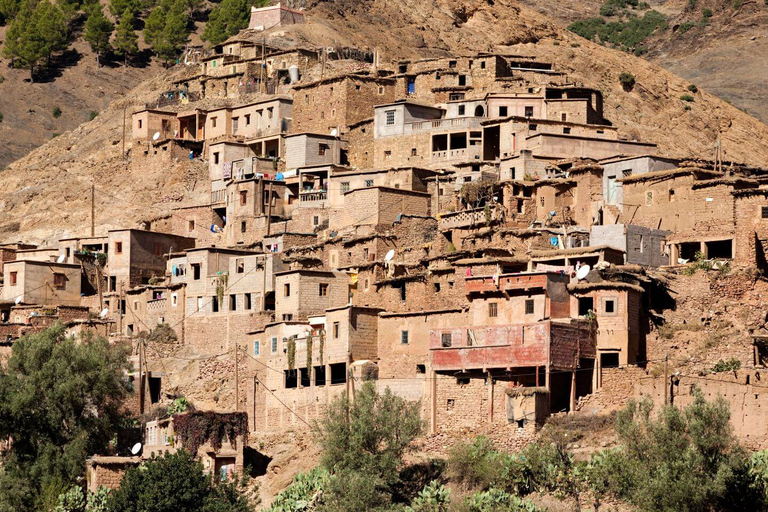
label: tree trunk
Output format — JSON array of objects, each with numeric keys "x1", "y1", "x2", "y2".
[
  {"x1": 96, "y1": 52, "x2": 100, "y2": 68},
  {"x1": 29, "y1": 65, "x2": 34, "y2": 83}
]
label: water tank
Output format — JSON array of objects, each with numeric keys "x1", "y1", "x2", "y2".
[{"x1": 288, "y1": 65, "x2": 300, "y2": 84}]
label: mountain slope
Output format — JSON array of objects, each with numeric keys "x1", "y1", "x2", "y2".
[{"x1": 2, "y1": 0, "x2": 768, "y2": 243}]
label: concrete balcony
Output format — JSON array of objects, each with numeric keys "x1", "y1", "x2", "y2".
[
  {"x1": 211, "y1": 189, "x2": 226, "y2": 205},
  {"x1": 431, "y1": 145, "x2": 483, "y2": 162},
  {"x1": 404, "y1": 116, "x2": 483, "y2": 135},
  {"x1": 299, "y1": 191, "x2": 328, "y2": 208},
  {"x1": 465, "y1": 272, "x2": 554, "y2": 294},
  {"x1": 438, "y1": 204, "x2": 501, "y2": 230}
]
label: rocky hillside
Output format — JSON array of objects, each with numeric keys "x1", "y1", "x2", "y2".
[
  {"x1": 3, "y1": 0, "x2": 768, "y2": 243},
  {"x1": 521, "y1": 0, "x2": 768, "y2": 123}
]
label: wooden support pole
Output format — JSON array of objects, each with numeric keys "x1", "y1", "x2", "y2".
[
  {"x1": 234, "y1": 344, "x2": 239, "y2": 412},
  {"x1": 90, "y1": 184, "x2": 95, "y2": 237},
  {"x1": 664, "y1": 354, "x2": 669, "y2": 405},
  {"x1": 266, "y1": 181, "x2": 274, "y2": 236},
  {"x1": 138, "y1": 341, "x2": 145, "y2": 415},
  {"x1": 487, "y1": 371, "x2": 494, "y2": 423},
  {"x1": 569, "y1": 369, "x2": 576, "y2": 414}
]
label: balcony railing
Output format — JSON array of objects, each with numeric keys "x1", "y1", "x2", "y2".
[
  {"x1": 404, "y1": 116, "x2": 482, "y2": 134},
  {"x1": 211, "y1": 189, "x2": 226, "y2": 205},
  {"x1": 438, "y1": 204, "x2": 501, "y2": 230},
  {"x1": 300, "y1": 191, "x2": 327, "y2": 202}
]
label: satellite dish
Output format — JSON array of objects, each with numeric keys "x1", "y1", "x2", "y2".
[
  {"x1": 14, "y1": 296, "x2": 22, "y2": 305},
  {"x1": 130, "y1": 442, "x2": 142, "y2": 455},
  {"x1": 99, "y1": 308, "x2": 109, "y2": 318},
  {"x1": 152, "y1": 132, "x2": 161, "y2": 141},
  {"x1": 330, "y1": 128, "x2": 338, "y2": 136},
  {"x1": 576, "y1": 264, "x2": 590, "y2": 281},
  {"x1": 384, "y1": 249, "x2": 395, "y2": 262},
  {"x1": 57, "y1": 254, "x2": 66, "y2": 263}
]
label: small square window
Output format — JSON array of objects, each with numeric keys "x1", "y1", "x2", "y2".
[
  {"x1": 115, "y1": 241, "x2": 123, "y2": 254},
  {"x1": 604, "y1": 299, "x2": 616, "y2": 314},
  {"x1": 365, "y1": 179, "x2": 374, "y2": 187},
  {"x1": 271, "y1": 337, "x2": 278, "y2": 353},
  {"x1": 441, "y1": 332, "x2": 452, "y2": 348},
  {"x1": 525, "y1": 299, "x2": 535, "y2": 315},
  {"x1": 333, "y1": 321, "x2": 340, "y2": 339},
  {"x1": 499, "y1": 106, "x2": 508, "y2": 117},
  {"x1": 213, "y1": 152, "x2": 219, "y2": 164},
  {"x1": 188, "y1": 220, "x2": 195, "y2": 232},
  {"x1": 318, "y1": 143, "x2": 329, "y2": 156},
  {"x1": 458, "y1": 105, "x2": 465, "y2": 116},
  {"x1": 282, "y1": 313, "x2": 293, "y2": 321},
  {"x1": 385, "y1": 110, "x2": 395, "y2": 125},
  {"x1": 9, "y1": 271, "x2": 17, "y2": 286},
  {"x1": 284, "y1": 283, "x2": 291, "y2": 297},
  {"x1": 319, "y1": 283, "x2": 328, "y2": 296},
  {"x1": 561, "y1": 113, "x2": 567, "y2": 122},
  {"x1": 563, "y1": 127, "x2": 571, "y2": 134},
  {"x1": 761, "y1": 206, "x2": 768, "y2": 219},
  {"x1": 411, "y1": 148, "x2": 417, "y2": 156},
  {"x1": 341, "y1": 182, "x2": 350, "y2": 193},
  {"x1": 524, "y1": 106, "x2": 533, "y2": 117},
  {"x1": 240, "y1": 190, "x2": 248, "y2": 205},
  {"x1": 236, "y1": 258, "x2": 244, "y2": 273},
  {"x1": 401, "y1": 330, "x2": 409, "y2": 344}
]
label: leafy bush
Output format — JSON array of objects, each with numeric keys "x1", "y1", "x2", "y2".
[
  {"x1": 460, "y1": 489, "x2": 540, "y2": 512},
  {"x1": 406, "y1": 481, "x2": 451, "y2": 512},
  {"x1": 680, "y1": 93, "x2": 695, "y2": 102},
  {"x1": 52, "y1": 106, "x2": 62, "y2": 118},
  {"x1": 687, "y1": 84, "x2": 698, "y2": 93},
  {"x1": 713, "y1": 358, "x2": 741, "y2": 373},
  {"x1": 143, "y1": 322, "x2": 178, "y2": 344},
  {"x1": 678, "y1": 21, "x2": 695, "y2": 33},
  {"x1": 89, "y1": 110, "x2": 99, "y2": 120},
  {"x1": 266, "y1": 467, "x2": 330, "y2": 512},
  {"x1": 619, "y1": 71, "x2": 636, "y2": 91},
  {"x1": 172, "y1": 410, "x2": 248, "y2": 454},
  {"x1": 568, "y1": 10, "x2": 667, "y2": 52},
  {"x1": 107, "y1": 450, "x2": 251, "y2": 512},
  {"x1": 702, "y1": 8, "x2": 713, "y2": 18},
  {"x1": 55, "y1": 486, "x2": 110, "y2": 512},
  {"x1": 447, "y1": 437, "x2": 513, "y2": 490}
]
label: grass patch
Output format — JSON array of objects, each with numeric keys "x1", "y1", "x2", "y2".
[
  {"x1": 658, "y1": 322, "x2": 704, "y2": 340},
  {"x1": 567, "y1": 10, "x2": 667, "y2": 53}
]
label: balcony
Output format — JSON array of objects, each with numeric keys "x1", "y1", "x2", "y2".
[
  {"x1": 438, "y1": 204, "x2": 501, "y2": 230},
  {"x1": 211, "y1": 189, "x2": 226, "y2": 205},
  {"x1": 465, "y1": 272, "x2": 554, "y2": 294},
  {"x1": 299, "y1": 191, "x2": 328, "y2": 207},
  {"x1": 404, "y1": 116, "x2": 483, "y2": 135},
  {"x1": 432, "y1": 145, "x2": 483, "y2": 162},
  {"x1": 429, "y1": 320, "x2": 593, "y2": 372},
  {"x1": 147, "y1": 298, "x2": 167, "y2": 312}
]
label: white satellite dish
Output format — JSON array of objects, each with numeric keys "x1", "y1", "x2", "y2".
[
  {"x1": 130, "y1": 442, "x2": 142, "y2": 455},
  {"x1": 99, "y1": 308, "x2": 109, "y2": 318},
  {"x1": 384, "y1": 249, "x2": 395, "y2": 262},
  {"x1": 152, "y1": 131, "x2": 161, "y2": 141},
  {"x1": 330, "y1": 128, "x2": 338, "y2": 137},
  {"x1": 14, "y1": 296, "x2": 22, "y2": 305},
  {"x1": 57, "y1": 254, "x2": 66, "y2": 263},
  {"x1": 576, "y1": 264, "x2": 590, "y2": 281}
]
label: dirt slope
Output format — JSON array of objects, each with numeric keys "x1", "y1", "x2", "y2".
[{"x1": 3, "y1": 0, "x2": 768, "y2": 243}]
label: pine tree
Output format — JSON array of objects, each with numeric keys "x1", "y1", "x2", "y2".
[
  {"x1": 83, "y1": 4, "x2": 113, "y2": 66},
  {"x1": 113, "y1": 6, "x2": 138, "y2": 65},
  {"x1": 33, "y1": 1, "x2": 68, "y2": 67},
  {"x1": 0, "y1": 0, "x2": 21, "y2": 24},
  {"x1": 2, "y1": 1, "x2": 47, "y2": 81},
  {"x1": 143, "y1": 4, "x2": 166, "y2": 48},
  {"x1": 145, "y1": 0, "x2": 189, "y2": 66},
  {"x1": 108, "y1": 0, "x2": 138, "y2": 19},
  {"x1": 202, "y1": 0, "x2": 267, "y2": 46}
]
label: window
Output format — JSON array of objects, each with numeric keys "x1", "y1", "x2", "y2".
[
  {"x1": 563, "y1": 127, "x2": 571, "y2": 134},
  {"x1": 762, "y1": 206, "x2": 768, "y2": 219},
  {"x1": 239, "y1": 190, "x2": 247, "y2": 205},
  {"x1": 384, "y1": 150, "x2": 392, "y2": 159},
  {"x1": 115, "y1": 241, "x2": 123, "y2": 254},
  {"x1": 313, "y1": 216, "x2": 319, "y2": 226},
  {"x1": 318, "y1": 143, "x2": 329, "y2": 156},
  {"x1": 240, "y1": 220, "x2": 246, "y2": 233},
  {"x1": 398, "y1": 282, "x2": 406, "y2": 301},
  {"x1": 284, "y1": 283, "x2": 291, "y2": 297},
  {"x1": 330, "y1": 363, "x2": 347, "y2": 384},
  {"x1": 416, "y1": 364, "x2": 426, "y2": 374},
  {"x1": 236, "y1": 258, "x2": 244, "y2": 273},
  {"x1": 448, "y1": 60, "x2": 456, "y2": 68},
  {"x1": 434, "y1": 282, "x2": 441, "y2": 292},
  {"x1": 245, "y1": 293, "x2": 252, "y2": 310},
  {"x1": 188, "y1": 220, "x2": 195, "y2": 232},
  {"x1": 355, "y1": 84, "x2": 361, "y2": 90},
  {"x1": 669, "y1": 189, "x2": 676, "y2": 202},
  {"x1": 9, "y1": 272, "x2": 16, "y2": 286},
  {"x1": 561, "y1": 113, "x2": 567, "y2": 122},
  {"x1": 285, "y1": 369, "x2": 297, "y2": 388},
  {"x1": 480, "y1": 61, "x2": 486, "y2": 69},
  {"x1": 540, "y1": 197, "x2": 545, "y2": 207},
  {"x1": 411, "y1": 148, "x2": 417, "y2": 156},
  {"x1": 138, "y1": 119, "x2": 143, "y2": 129},
  {"x1": 271, "y1": 337, "x2": 278, "y2": 353},
  {"x1": 213, "y1": 152, "x2": 220, "y2": 164},
  {"x1": 245, "y1": 114, "x2": 250, "y2": 125},
  {"x1": 232, "y1": 117, "x2": 239, "y2": 134},
  {"x1": 622, "y1": 169, "x2": 632, "y2": 178},
  {"x1": 441, "y1": 332, "x2": 452, "y2": 348},
  {"x1": 488, "y1": 302, "x2": 498, "y2": 318},
  {"x1": 525, "y1": 299, "x2": 535, "y2": 315},
  {"x1": 254, "y1": 341, "x2": 260, "y2": 356},
  {"x1": 212, "y1": 295, "x2": 219, "y2": 313},
  {"x1": 385, "y1": 110, "x2": 395, "y2": 125},
  {"x1": 528, "y1": 124, "x2": 537, "y2": 131},
  {"x1": 604, "y1": 298, "x2": 616, "y2": 314},
  {"x1": 192, "y1": 263, "x2": 201, "y2": 280},
  {"x1": 171, "y1": 293, "x2": 178, "y2": 306},
  {"x1": 378, "y1": 86, "x2": 385, "y2": 95},
  {"x1": 524, "y1": 106, "x2": 533, "y2": 117},
  {"x1": 458, "y1": 75, "x2": 466, "y2": 86},
  {"x1": 211, "y1": 117, "x2": 217, "y2": 128},
  {"x1": 601, "y1": 352, "x2": 619, "y2": 369},
  {"x1": 578, "y1": 297, "x2": 594, "y2": 316},
  {"x1": 267, "y1": 107, "x2": 273, "y2": 119},
  {"x1": 498, "y1": 106, "x2": 508, "y2": 117},
  {"x1": 333, "y1": 321, "x2": 340, "y2": 339},
  {"x1": 401, "y1": 330, "x2": 409, "y2": 344},
  {"x1": 230, "y1": 294, "x2": 237, "y2": 311},
  {"x1": 197, "y1": 297, "x2": 203, "y2": 312},
  {"x1": 458, "y1": 105, "x2": 465, "y2": 116},
  {"x1": 319, "y1": 283, "x2": 328, "y2": 296},
  {"x1": 447, "y1": 399, "x2": 455, "y2": 410},
  {"x1": 341, "y1": 182, "x2": 350, "y2": 193},
  {"x1": 315, "y1": 366, "x2": 326, "y2": 386},
  {"x1": 365, "y1": 179, "x2": 374, "y2": 187}
]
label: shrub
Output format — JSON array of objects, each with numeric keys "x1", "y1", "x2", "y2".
[
  {"x1": 702, "y1": 8, "x2": 713, "y2": 18},
  {"x1": 143, "y1": 322, "x2": 178, "y2": 344},
  {"x1": 266, "y1": 467, "x2": 330, "y2": 511},
  {"x1": 568, "y1": 10, "x2": 667, "y2": 52},
  {"x1": 89, "y1": 110, "x2": 99, "y2": 120},
  {"x1": 406, "y1": 481, "x2": 451, "y2": 512},
  {"x1": 712, "y1": 358, "x2": 741, "y2": 373},
  {"x1": 680, "y1": 93, "x2": 695, "y2": 102},
  {"x1": 687, "y1": 83, "x2": 698, "y2": 93},
  {"x1": 447, "y1": 436, "x2": 510, "y2": 490},
  {"x1": 0, "y1": 111, "x2": 3, "y2": 123},
  {"x1": 678, "y1": 21, "x2": 695, "y2": 33},
  {"x1": 619, "y1": 72, "x2": 636, "y2": 91},
  {"x1": 0, "y1": 73, "x2": 4, "y2": 83},
  {"x1": 733, "y1": 0, "x2": 743, "y2": 8},
  {"x1": 460, "y1": 489, "x2": 540, "y2": 512},
  {"x1": 52, "y1": 106, "x2": 62, "y2": 118}
]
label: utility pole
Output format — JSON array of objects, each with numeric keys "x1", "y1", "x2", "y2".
[
  {"x1": 266, "y1": 181, "x2": 274, "y2": 236},
  {"x1": 139, "y1": 340, "x2": 145, "y2": 415},
  {"x1": 260, "y1": 38, "x2": 266, "y2": 94},
  {"x1": 663, "y1": 354, "x2": 669, "y2": 405},
  {"x1": 90, "y1": 184, "x2": 95, "y2": 237},
  {"x1": 122, "y1": 107, "x2": 126, "y2": 158}
]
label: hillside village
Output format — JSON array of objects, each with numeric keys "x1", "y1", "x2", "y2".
[{"x1": 5, "y1": 2, "x2": 768, "y2": 505}]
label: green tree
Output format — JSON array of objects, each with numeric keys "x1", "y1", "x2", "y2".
[
  {"x1": 107, "y1": 450, "x2": 251, "y2": 512},
  {"x1": 33, "y1": 0, "x2": 68, "y2": 66},
  {"x1": 144, "y1": 0, "x2": 189, "y2": 65},
  {"x1": 0, "y1": 0, "x2": 21, "y2": 24},
  {"x1": 83, "y1": 4, "x2": 114, "y2": 66},
  {"x1": 1, "y1": 0, "x2": 47, "y2": 80},
  {"x1": 313, "y1": 382, "x2": 423, "y2": 510},
  {"x1": 108, "y1": 0, "x2": 138, "y2": 19},
  {"x1": 113, "y1": 7, "x2": 138, "y2": 65},
  {"x1": 202, "y1": 0, "x2": 267, "y2": 46},
  {"x1": 0, "y1": 324, "x2": 131, "y2": 511}
]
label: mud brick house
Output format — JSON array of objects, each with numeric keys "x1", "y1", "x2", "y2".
[
  {"x1": 1, "y1": 259, "x2": 81, "y2": 306},
  {"x1": 590, "y1": 224, "x2": 670, "y2": 267},
  {"x1": 329, "y1": 187, "x2": 431, "y2": 235},
  {"x1": 58, "y1": 236, "x2": 109, "y2": 264},
  {"x1": 567, "y1": 279, "x2": 646, "y2": 370},
  {"x1": 224, "y1": 177, "x2": 287, "y2": 246},
  {"x1": 132, "y1": 108, "x2": 177, "y2": 144},
  {"x1": 292, "y1": 74, "x2": 396, "y2": 135},
  {"x1": 250, "y1": 305, "x2": 382, "y2": 431},
  {"x1": 106, "y1": 229, "x2": 196, "y2": 292},
  {"x1": 430, "y1": 271, "x2": 596, "y2": 428},
  {"x1": 248, "y1": 2, "x2": 305, "y2": 30},
  {"x1": 600, "y1": 155, "x2": 679, "y2": 210},
  {"x1": 273, "y1": 269, "x2": 349, "y2": 322},
  {"x1": 733, "y1": 189, "x2": 768, "y2": 270},
  {"x1": 284, "y1": 133, "x2": 349, "y2": 172},
  {"x1": 124, "y1": 284, "x2": 186, "y2": 338},
  {"x1": 620, "y1": 168, "x2": 757, "y2": 262},
  {"x1": 485, "y1": 87, "x2": 605, "y2": 125},
  {"x1": 528, "y1": 245, "x2": 625, "y2": 272}
]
